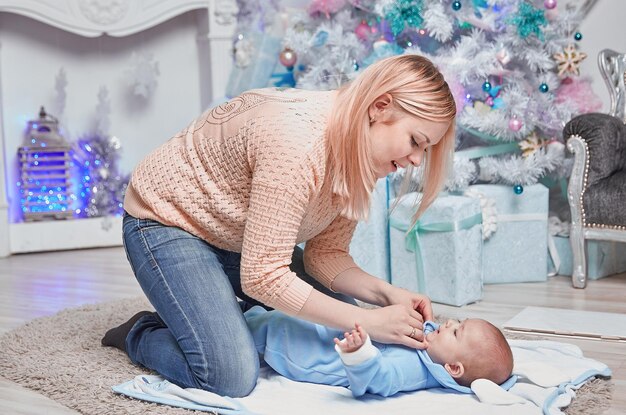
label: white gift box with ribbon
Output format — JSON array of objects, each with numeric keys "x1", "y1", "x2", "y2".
[
  {"x1": 389, "y1": 192, "x2": 483, "y2": 306},
  {"x1": 468, "y1": 184, "x2": 549, "y2": 284},
  {"x1": 349, "y1": 178, "x2": 392, "y2": 282},
  {"x1": 547, "y1": 216, "x2": 626, "y2": 279}
]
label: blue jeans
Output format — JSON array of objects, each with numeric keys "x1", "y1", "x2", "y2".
[{"x1": 122, "y1": 212, "x2": 355, "y2": 397}]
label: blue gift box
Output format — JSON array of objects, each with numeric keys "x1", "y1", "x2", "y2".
[
  {"x1": 469, "y1": 184, "x2": 549, "y2": 284},
  {"x1": 548, "y1": 236, "x2": 626, "y2": 279},
  {"x1": 225, "y1": 33, "x2": 283, "y2": 98},
  {"x1": 389, "y1": 193, "x2": 483, "y2": 307},
  {"x1": 349, "y1": 178, "x2": 391, "y2": 282}
]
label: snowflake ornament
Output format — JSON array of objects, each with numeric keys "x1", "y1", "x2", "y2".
[
  {"x1": 519, "y1": 132, "x2": 546, "y2": 158},
  {"x1": 509, "y1": 2, "x2": 547, "y2": 40},
  {"x1": 233, "y1": 36, "x2": 255, "y2": 68},
  {"x1": 125, "y1": 51, "x2": 160, "y2": 99},
  {"x1": 53, "y1": 67, "x2": 68, "y2": 120},
  {"x1": 553, "y1": 44, "x2": 587, "y2": 77},
  {"x1": 384, "y1": 0, "x2": 424, "y2": 36}
]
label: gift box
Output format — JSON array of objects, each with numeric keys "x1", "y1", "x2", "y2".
[
  {"x1": 389, "y1": 193, "x2": 483, "y2": 306},
  {"x1": 468, "y1": 184, "x2": 549, "y2": 284},
  {"x1": 548, "y1": 236, "x2": 626, "y2": 279},
  {"x1": 225, "y1": 32, "x2": 283, "y2": 98},
  {"x1": 349, "y1": 178, "x2": 391, "y2": 282}
]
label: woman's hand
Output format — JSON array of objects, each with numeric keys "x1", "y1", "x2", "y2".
[
  {"x1": 382, "y1": 285, "x2": 433, "y2": 322},
  {"x1": 361, "y1": 304, "x2": 429, "y2": 349}
]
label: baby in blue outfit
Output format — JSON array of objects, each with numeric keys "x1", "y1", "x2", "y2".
[{"x1": 244, "y1": 306, "x2": 514, "y2": 398}]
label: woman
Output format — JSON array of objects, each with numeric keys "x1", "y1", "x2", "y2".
[{"x1": 102, "y1": 54, "x2": 457, "y2": 397}]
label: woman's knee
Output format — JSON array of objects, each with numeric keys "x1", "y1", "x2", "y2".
[
  {"x1": 226, "y1": 355, "x2": 260, "y2": 397},
  {"x1": 196, "y1": 346, "x2": 260, "y2": 397}
]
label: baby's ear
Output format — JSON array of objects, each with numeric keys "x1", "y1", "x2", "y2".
[{"x1": 444, "y1": 362, "x2": 465, "y2": 379}]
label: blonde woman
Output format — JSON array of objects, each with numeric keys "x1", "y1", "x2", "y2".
[{"x1": 102, "y1": 54, "x2": 457, "y2": 397}]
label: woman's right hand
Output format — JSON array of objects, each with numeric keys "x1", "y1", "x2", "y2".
[{"x1": 362, "y1": 304, "x2": 428, "y2": 350}]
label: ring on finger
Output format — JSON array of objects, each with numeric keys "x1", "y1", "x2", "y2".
[{"x1": 409, "y1": 326, "x2": 417, "y2": 338}]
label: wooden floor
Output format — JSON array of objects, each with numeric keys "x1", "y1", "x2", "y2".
[{"x1": 0, "y1": 247, "x2": 625, "y2": 414}]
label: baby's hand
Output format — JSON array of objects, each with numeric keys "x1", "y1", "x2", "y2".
[{"x1": 334, "y1": 323, "x2": 368, "y2": 353}]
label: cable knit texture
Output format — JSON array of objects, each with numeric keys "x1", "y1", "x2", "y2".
[{"x1": 124, "y1": 88, "x2": 359, "y2": 314}]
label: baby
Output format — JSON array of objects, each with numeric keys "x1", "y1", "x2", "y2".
[{"x1": 245, "y1": 306, "x2": 514, "y2": 397}]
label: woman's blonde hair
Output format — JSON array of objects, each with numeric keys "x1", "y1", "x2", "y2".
[{"x1": 325, "y1": 54, "x2": 457, "y2": 227}]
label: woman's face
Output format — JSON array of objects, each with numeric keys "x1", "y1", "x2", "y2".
[{"x1": 369, "y1": 111, "x2": 450, "y2": 179}]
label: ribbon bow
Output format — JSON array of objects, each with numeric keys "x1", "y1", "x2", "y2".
[{"x1": 390, "y1": 213, "x2": 483, "y2": 293}]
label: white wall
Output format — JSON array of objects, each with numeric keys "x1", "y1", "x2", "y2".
[
  {"x1": 0, "y1": 10, "x2": 205, "y2": 223},
  {"x1": 578, "y1": 0, "x2": 626, "y2": 112}
]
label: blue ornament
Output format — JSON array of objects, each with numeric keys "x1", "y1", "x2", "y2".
[
  {"x1": 513, "y1": 185, "x2": 524, "y2": 195},
  {"x1": 353, "y1": 61, "x2": 360, "y2": 71},
  {"x1": 452, "y1": 1, "x2": 462, "y2": 11},
  {"x1": 482, "y1": 81, "x2": 492, "y2": 92},
  {"x1": 311, "y1": 30, "x2": 329, "y2": 47},
  {"x1": 270, "y1": 67, "x2": 296, "y2": 88},
  {"x1": 486, "y1": 85, "x2": 504, "y2": 109},
  {"x1": 539, "y1": 83, "x2": 549, "y2": 93},
  {"x1": 574, "y1": 32, "x2": 582, "y2": 41}
]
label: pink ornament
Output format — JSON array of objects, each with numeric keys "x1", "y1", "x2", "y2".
[
  {"x1": 496, "y1": 48, "x2": 511, "y2": 65},
  {"x1": 508, "y1": 116, "x2": 523, "y2": 132},
  {"x1": 308, "y1": 0, "x2": 348, "y2": 18},
  {"x1": 279, "y1": 48, "x2": 297, "y2": 67},
  {"x1": 355, "y1": 21, "x2": 370, "y2": 41},
  {"x1": 544, "y1": 0, "x2": 557, "y2": 9}
]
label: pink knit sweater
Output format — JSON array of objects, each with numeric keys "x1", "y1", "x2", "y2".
[{"x1": 124, "y1": 88, "x2": 359, "y2": 315}]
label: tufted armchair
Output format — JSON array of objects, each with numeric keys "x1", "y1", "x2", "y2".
[{"x1": 563, "y1": 49, "x2": 626, "y2": 288}]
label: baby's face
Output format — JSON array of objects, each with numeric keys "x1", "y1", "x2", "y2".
[{"x1": 426, "y1": 319, "x2": 487, "y2": 365}]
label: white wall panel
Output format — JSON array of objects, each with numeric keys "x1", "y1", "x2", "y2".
[{"x1": 0, "y1": 0, "x2": 236, "y2": 255}]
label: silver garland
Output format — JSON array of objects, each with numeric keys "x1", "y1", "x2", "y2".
[{"x1": 73, "y1": 134, "x2": 129, "y2": 218}]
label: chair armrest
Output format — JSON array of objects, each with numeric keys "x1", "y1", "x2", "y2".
[{"x1": 563, "y1": 113, "x2": 626, "y2": 188}]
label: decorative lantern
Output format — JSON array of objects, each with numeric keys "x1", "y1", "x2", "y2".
[{"x1": 18, "y1": 106, "x2": 74, "y2": 221}]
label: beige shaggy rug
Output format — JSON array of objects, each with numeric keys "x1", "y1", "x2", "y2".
[{"x1": 0, "y1": 297, "x2": 613, "y2": 415}]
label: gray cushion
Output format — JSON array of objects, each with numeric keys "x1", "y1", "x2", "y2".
[
  {"x1": 564, "y1": 113, "x2": 626, "y2": 188},
  {"x1": 583, "y1": 169, "x2": 626, "y2": 226}
]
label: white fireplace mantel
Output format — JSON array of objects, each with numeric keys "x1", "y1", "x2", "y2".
[
  {"x1": 0, "y1": 0, "x2": 236, "y2": 38},
  {"x1": 0, "y1": 0, "x2": 236, "y2": 256}
]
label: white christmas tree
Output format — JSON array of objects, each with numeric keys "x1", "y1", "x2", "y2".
[
  {"x1": 72, "y1": 86, "x2": 129, "y2": 218},
  {"x1": 229, "y1": 0, "x2": 601, "y2": 193}
]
